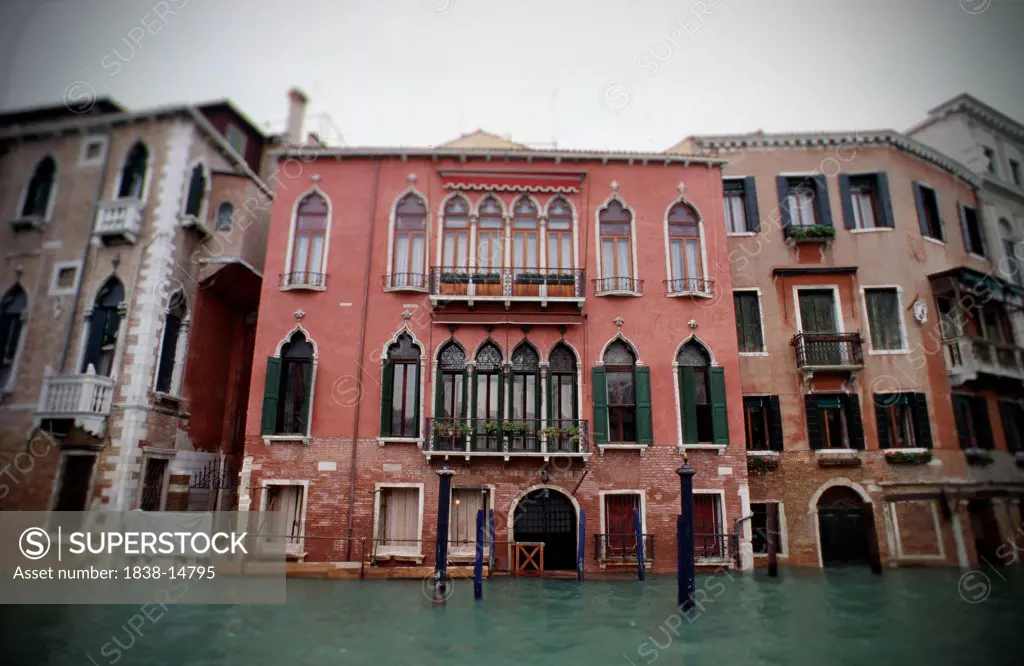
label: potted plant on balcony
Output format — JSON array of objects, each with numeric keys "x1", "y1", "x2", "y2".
[
  {"x1": 433, "y1": 420, "x2": 467, "y2": 439},
  {"x1": 484, "y1": 420, "x2": 502, "y2": 437},
  {"x1": 439, "y1": 271, "x2": 470, "y2": 296},
  {"x1": 472, "y1": 271, "x2": 502, "y2": 296},
  {"x1": 547, "y1": 272, "x2": 576, "y2": 297},
  {"x1": 513, "y1": 271, "x2": 545, "y2": 297},
  {"x1": 884, "y1": 449, "x2": 933, "y2": 465},
  {"x1": 747, "y1": 455, "x2": 779, "y2": 475},
  {"x1": 785, "y1": 224, "x2": 836, "y2": 245}
]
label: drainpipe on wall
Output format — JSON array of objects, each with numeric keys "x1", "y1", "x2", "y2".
[
  {"x1": 59, "y1": 131, "x2": 114, "y2": 373},
  {"x1": 345, "y1": 160, "x2": 382, "y2": 561}
]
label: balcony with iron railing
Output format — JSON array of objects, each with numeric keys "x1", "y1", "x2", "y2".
[
  {"x1": 694, "y1": 533, "x2": 740, "y2": 566},
  {"x1": 943, "y1": 336, "x2": 1024, "y2": 384},
  {"x1": 593, "y1": 276, "x2": 643, "y2": 296},
  {"x1": 428, "y1": 267, "x2": 585, "y2": 305},
  {"x1": 594, "y1": 533, "x2": 655, "y2": 566},
  {"x1": 35, "y1": 365, "x2": 116, "y2": 437},
  {"x1": 791, "y1": 332, "x2": 864, "y2": 373},
  {"x1": 425, "y1": 418, "x2": 589, "y2": 460},
  {"x1": 94, "y1": 199, "x2": 142, "y2": 244},
  {"x1": 280, "y1": 271, "x2": 328, "y2": 290},
  {"x1": 665, "y1": 277, "x2": 714, "y2": 297},
  {"x1": 382, "y1": 272, "x2": 429, "y2": 291}
]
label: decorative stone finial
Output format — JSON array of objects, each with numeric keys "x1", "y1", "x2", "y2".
[
  {"x1": 401, "y1": 309, "x2": 413, "y2": 321},
  {"x1": 407, "y1": 173, "x2": 417, "y2": 184},
  {"x1": 311, "y1": 174, "x2": 321, "y2": 182},
  {"x1": 613, "y1": 316, "x2": 624, "y2": 331},
  {"x1": 294, "y1": 309, "x2": 306, "y2": 320},
  {"x1": 111, "y1": 254, "x2": 121, "y2": 270},
  {"x1": 678, "y1": 181, "x2": 686, "y2": 195},
  {"x1": 610, "y1": 180, "x2": 620, "y2": 192},
  {"x1": 688, "y1": 319, "x2": 697, "y2": 330}
]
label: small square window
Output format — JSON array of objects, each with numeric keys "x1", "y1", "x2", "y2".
[
  {"x1": 225, "y1": 124, "x2": 247, "y2": 157},
  {"x1": 48, "y1": 261, "x2": 81, "y2": 296},
  {"x1": 916, "y1": 184, "x2": 943, "y2": 241},
  {"x1": 78, "y1": 136, "x2": 107, "y2": 166}
]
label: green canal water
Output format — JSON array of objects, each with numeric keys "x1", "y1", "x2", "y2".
[{"x1": 2, "y1": 568, "x2": 1022, "y2": 666}]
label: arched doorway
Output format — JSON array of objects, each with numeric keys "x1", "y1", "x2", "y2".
[
  {"x1": 512, "y1": 488, "x2": 578, "y2": 570},
  {"x1": 817, "y1": 486, "x2": 876, "y2": 567}
]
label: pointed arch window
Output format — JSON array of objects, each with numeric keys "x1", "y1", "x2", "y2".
[
  {"x1": 391, "y1": 194, "x2": 427, "y2": 288},
  {"x1": 155, "y1": 292, "x2": 187, "y2": 394},
  {"x1": 215, "y1": 202, "x2": 234, "y2": 231},
  {"x1": 548, "y1": 342, "x2": 579, "y2": 452},
  {"x1": 547, "y1": 197, "x2": 574, "y2": 273},
  {"x1": 260, "y1": 332, "x2": 315, "y2": 436},
  {"x1": 287, "y1": 193, "x2": 329, "y2": 288},
  {"x1": 477, "y1": 196, "x2": 505, "y2": 273},
  {"x1": 434, "y1": 342, "x2": 467, "y2": 452},
  {"x1": 510, "y1": 342, "x2": 540, "y2": 431},
  {"x1": 474, "y1": 341, "x2": 504, "y2": 451},
  {"x1": 441, "y1": 196, "x2": 470, "y2": 272},
  {"x1": 22, "y1": 156, "x2": 56, "y2": 219},
  {"x1": 667, "y1": 202, "x2": 705, "y2": 294},
  {"x1": 117, "y1": 142, "x2": 149, "y2": 199},
  {"x1": 603, "y1": 341, "x2": 638, "y2": 442},
  {"x1": 380, "y1": 333, "x2": 421, "y2": 438},
  {"x1": 512, "y1": 197, "x2": 539, "y2": 276},
  {"x1": 598, "y1": 200, "x2": 636, "y2": 292},
  {"x1": 183, "y1": 164, "x2": 207, "y2": 218},
  {"x1": 82, "y1": 278, "x2": 124, "y2": 376},
  {"x1": 0, "y1": 285, "x2": 28, "y2": 390},
  {"x1": 677, "y1": 341, "x2": 728, "y2": 444}
]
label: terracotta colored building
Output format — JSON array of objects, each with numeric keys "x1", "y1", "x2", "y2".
[
  {"x1": 241, "y1": 129, "x2": 756, "y2": 573},
  {"x1": 674, "y1": 126, "x2": 1024, "y2": 569},
  {"x1": 0, "y1": 97, "x2": 273, "y2": 514}
]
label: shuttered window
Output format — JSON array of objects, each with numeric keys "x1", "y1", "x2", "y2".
[
  {"x1": 743, "y1": 396, "x2": 783, "y2": 451},
  {"x1": 864, "y1": 288, "x2": 904, "y2": 351},
  {"x1": 952, "y1": 394, "x2": 994, "y2": 449},
  {"x1": 596, "y1": 340, "x2": 652, "y2": 445},
  {"x1": 377, "y1": 487, "x2": 421, "y2": 551},
  {"x1": 913, "y1": 182, "x2": 944, "y2": 241},
  {"x1": 999, "y1": 401, "x2": 1024, "y2": 453},
  {"x1": 678, "y1": 342, "x2": 728, "y2": 445},
  {"x1": 806, "y1": 393, "x2": 864, "y2": 450},
  {"x1": 261, "y1": 331, "x2": 315, "y2": 436},
  {"x1": 733, "y1": 291, "x2": 764, "y2": 353},
  {"x1": 958, "y1": 202, "x2": 987, "y2": 257},
  {"x1": 873, "y1": 393, "x2": 933, "y2": 449},
  {"x1": 380, "y1": 333, "x2": 420, "y2": 438},
  {"x1": 723, "y1": 178, "x2": 759, "y2": 234}
]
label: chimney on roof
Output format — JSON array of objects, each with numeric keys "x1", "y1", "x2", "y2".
[{"x1": 286, "y1": 87, "x2": 308, "y2": 146}]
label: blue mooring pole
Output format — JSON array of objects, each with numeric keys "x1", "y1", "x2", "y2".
[
  {"x1": 474, "y1": 509, "x2": 484, "y2": 600},
  {"x1": 677, "y1": 455, "x2": 696, "y2": 611},
  {"x1": 434, "y1": 462, "x2": 455, "y2": 602},
  {"x1": 633, "y1": 508, "x2": 646, "y2": 581},
  {"x1": 577, "y1": 509, "x2": 586, "y2": 582},
  {"x1": 488, "y1": 509, "x2": 496, "y2": 576}
]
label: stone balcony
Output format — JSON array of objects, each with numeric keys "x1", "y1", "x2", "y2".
[
  {"x1": 35, "y1": 366, "x2": 116, "y2": 437},
  {"x1": 943, "y1": 336, "x2": 1024, "y2": 385},
  {"x1": 94, "y1": 199, "x2": 142, "y2": 244}
]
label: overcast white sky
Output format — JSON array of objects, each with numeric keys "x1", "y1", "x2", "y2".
[{"x1": 1, "y1": 0, "x2": 1022, "y2": 151}]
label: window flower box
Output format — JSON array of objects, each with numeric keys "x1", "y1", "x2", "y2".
[
  {"x1": 432, "y1": 421, "x2": 468, "y2": 439},
  {"x1": 884, "y1": 449, "x2": 933, "y2": 465},
  {"x1": 514, "y1": 272, "x2": 547, "y2": 285},
  {"x1": 747, "y1": 454, "x2": 779, "y2": 475},
  {"x1": 964, "y1": 447, "x2": 994, "y2": 466},
  {"x1": 472, "y1": 271, "x2": 502, "y2": 296},
  {"x1": 785, "y1": 224, "x2": 836, "y2": 244},
  {"x1": 439, "y1": 272, "x2": 470, "y2": 296},
  {"x1": 815, "y1": 449, "x2": 861, "y2": 467}
]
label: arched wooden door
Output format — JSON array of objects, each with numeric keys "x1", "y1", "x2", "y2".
[
  {"x1": 817, "y1": 486, "x2": 874, "y2": 567},
  {"x1": 513, "y1": 488, "x2": 577, "y2": 570}
]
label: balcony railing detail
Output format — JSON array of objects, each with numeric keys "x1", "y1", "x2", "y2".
[
  {"x1": 428, "y1": 267, "x2": 584, "y2": 300},
  {"x1": 94, "y1": 199, "x2": 142, "y2": 244},
  {"x1": 943, "y1": 336, "x2": 1024, "y2": 383},
  {"x1": 280, "y1": 271, "x2": 327, "y2": 289},
  {"x1": 383, "y1": 273, "x2": 428, "y2": 290},
  {"x1": 694, "y1": 533, "x2": 739, "y2": 564},
  {"x1": 593, "y1": 276, "x2": 643, "y2": 294},
  {"x1": 594, "y1": 533, "x2": 655, "y2": 564},
  {"x1": 36, "y1": 366, "x2": 115, "y2": 437},
  {"x1": 665, "y1": 277, "x2": 714, "y2": 296},
  {"x1": 792, "y1": 332, "x2": 864, "y2": 370},
  {"x1": 425, "y1": 418, "x2": 588, "y2": 456}
]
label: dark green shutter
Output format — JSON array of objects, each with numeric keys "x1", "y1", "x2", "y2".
[
  {"x1": 958, "y1": 202, "x2": 971, "y2": 254},
  {"x1": 975, "y1": 208, "x2": 988, "y2": 256},
  {"x1": 680, "y1": 367, "x2": 698, "y2": 444},
  {"x1": 839, "y1": 173, "x2": 855, "y2": 229},
  {"x1": 460, "y1": 371, "x2": 468, "y2": 418},
  {"x1": 636, "y1": 367, "x2": 653, "y2": 444},
  {"x1": 768, "y1": 396, "x2": 784, "y2": 451},
  {"x1": 874, "y1": 396, "x2": 891, "y2": 449},
  {"x1": 433, "y1": 368, "x2": 445, "y2": 418},
  {"x1": 298, "y1": 362, "x2": 314, "y2": 435},
  {"x1": 411, "y1": 363, "x2": 421, "y2": 437},
  {"x1": 379, "y1": 360, "x2": 395, "y2": 437},
  {"x1": 805, "y1": 395, "x2": 822, "y2": 450},
  {"x1": 813, "y1": 175, "x2": 832, "y2": 227},
  {"x1": 911, "y1": 393, "x2": 932, "y2": 449},
  {"x1": 952, "y1": 395, "x2": 972, "y2": 449},
  {"x1": 709, "y1": 367, "x2": 729, "y2": 445},
  {"x1": 776, "y1": 175, "x2": 791, "y2": 231},
  {"x1": 972, "y1": 396, "x2": 994, "y2": 449},
  {"x1": 260, "y1": 356, "x2": 282, "y2": 435},
  {"x1": 932, "y1": 187, "x2": 945, "y2": 241},
  {"x1": 912, "y1": 182, "x2": 929, "y2": 237},
  {"x1": 845, "y1": 394, "x2": 864, "y2": 450},
  {"x1": 546, "y1": 373, "x2": 554, "y2": 421},
  {"x1": 999, "y1": 401, "x2": 1021, "y2": 453},
  {"x1": 743, "y1": 176, "x2": 760, "y2": 232},
  {"x1": 591, "y1": 367, "x2": 608, "y2": 444},
  {"x1": 876, "y1": 172, "x2": 895, "y2": 228}
]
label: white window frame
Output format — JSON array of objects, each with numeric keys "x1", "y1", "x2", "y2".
[
  {"x1": 258, "y1": 479, "x2": 309, "y2": 556},
  {"x1": 448, "y1": 484, "x2": 495, "y2": 560},
  {"x1": 594, "y1": 194, "x2": 641, "y2": 296},
  {"x1": 916, "y1": 182, "x2": 945, "y2": 246},
  {"x1": 544, "y1": 195, "x2": 581, "y2": 272},
  {"x1": 16, "y1": 155, "x2": 59, "y2": 223},
  {"x1": 179, "y1": 159, "x2": 211, "y2": 224},
  {"x1": 110, "y1": 139, "x2": 154, "y2": 205},
  {"x1": 886, "y1": 499, "x2": 945, "y2": 561},
  {"x1": 723, "y1": 177, "x2": 755, "y2": 236},
  {"x1": 662, "y1": 194, "x2": 711, "y2": 297},
  {"x1": 377, "y1": 325, "x2": 427, "y2": 445},
  {"x1": 282, "y1": 186, "x2": 332, "y2": 291},
  {"x1": 78, "y1": 135, "x2": 108, "y2": 167},
  {"x1": 733, "y1": 288, "x2": 767, "y2": 356},
  {"x1": 262, "y1": 323, "x2": 319, "y2": 444},
  {"x1": 151, "y1": 292, "x2": 191, "y2": 398},
  {"x1": 749, "y1": 500, "x2": 789, "y2": 557},
  {"x1": 384, "y1": 185, "x2": 430, "y2": 292},
  {"x1": 596, "y1": 489, "x2": 648, "y2": 562},
  {"x1": 48, "y1": 260, "x2": 82, "y2": 297},
  {"x1": 860, "y1": 285, "x2": 908, "y2": 354},
  {"x1": 373, "y1": 482, "x2": 425, "y2": 560},
  {"x1": 845, "y1": 171, "x2": 892, "y2": 234},
  {"x1": 0, "y1": 285, "x2": 30, "y2": 394},
  {"x1": 792, "y1": 284, "x2": 844, "y2": 334},
  {"x1": 137, "y1": 447, "x2": 174, "y2": 511},
  {"x1": 692, "y1": 489, "x2": 728, "y2": 536}
]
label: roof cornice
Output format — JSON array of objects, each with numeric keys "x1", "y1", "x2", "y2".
[
  {"x1": 681, "y1": 130, "x2": 980, "y2": 187},
  {"x1": 927, "y1": 94, "x2": 1024, "y2": 143}
]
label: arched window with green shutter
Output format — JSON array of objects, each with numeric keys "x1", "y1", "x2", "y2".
[
  {"x1": 380, "y1": 333, "x2": 421, "y2": 438},
  {"x1": 262, "y1": 331, "x2": 314, "y2": 436},
  {"x1": 597, "y1": 339, "x2": 650, "y2": 444},
  {"x1": 677, "y1": 340, "x2": 728, "y2": 444}
]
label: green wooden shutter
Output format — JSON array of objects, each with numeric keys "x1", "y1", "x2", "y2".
[
  {"x1": 260, "y1": 357, "x2": 282, "y2": 435},
  {"x1": 876, "y1": 172, "x2": 895, "y2": 228},
  {"x1": 546, "y1": 372, "x2": 554, "y2": 421},
  {"x1": 768, "y1": 396, "x2": 784, "y2": 451},
  {"x1": 911, "y1": 393, "x2": 932, "y2": 449},
  {"x1": 635, "y1": 367, "x2": 652, "y2": 444},
  {"x1": 433, "y1": 369, "x2": 445, "y2": 418},
  {"x1": 845, "y1": 394, "x2": 865, "y2": 450},
  {"x1": 743, "y1": 176, "x2": 760, "y2": 232},
  {"x1": 776, "y1": 175, "x2": 792, "y2": 231},
  {"x1": 591, "y1": 367, "x2": 608, "y2": 444},
  {"x1": 680, "y1": 367, "x2": 698, "y2": 444},
  {"x1": 709, "y1": 367, "x2": 729, "y2": 445},
  {"x1": 999, "y1": 401, "x2": 1021, "y2": 453},
  {"x1": 958, "y1": 202, "x2": 972, "y2": 254},
  {"x1": 411, "y1": 362, "x2": 421, "y2": 437},
  {"x1": 379, "y1": 360, "x2": 395, "y2": 437},
  {"x1": 873, "y1": 396, "x2": 891, "y2": 449},
  {"x1": 813, "y1": 175, "x2": 833, "y2": 227},
  {"x1": 912, "y1": 182, "x2": 929, "y2": 237},
  {"x1": 839, "y1": 173, "x2": 856, "y2": 229},
  {"x1": 298, "y1": 362, "x2": 314, "y2": 435},
  {"x1": 972, "y1": 396, "x2": 994, "y2": 449},
  {"x1": 952, "y1": 395, "x2": 972, "y2": 449},
  {"x1": 805, "y1": 395, "x2": 822, "y2": 450}
]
